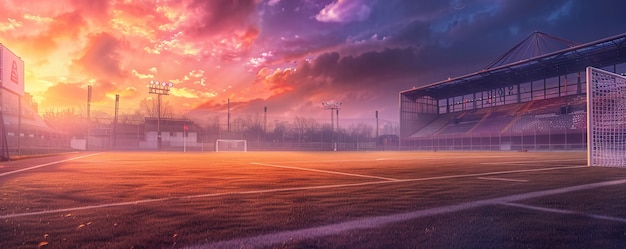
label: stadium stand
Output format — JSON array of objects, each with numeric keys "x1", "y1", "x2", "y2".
[{"x1": 400, "y1": 32, "x2": 626, "y2": 151}]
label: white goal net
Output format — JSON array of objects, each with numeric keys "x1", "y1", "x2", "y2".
[
  {"x1": 587, "y1": 67, "x2": 626, "y2": 167},
  {"x1": 215, "y1": 139, "x2": 247, "y2": 152}
]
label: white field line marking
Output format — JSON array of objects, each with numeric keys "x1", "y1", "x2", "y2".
[
  {"x1": 0, "y1": 153, "x2": 101, "y2": 177},
  {"x1": 0, "y1": 180, "x2": 394, "y2": 219},
  {"x1": 481, "y1": 159, "x2": 585, "y2": 165},
  {"x1": 189, "y1": 178, "x2": 626, "y2": 249},
  {"x1": 501, "y1": 202, "x2": 626, "y2": 223},
  {"x1": 265, "y1": 155, "x2": 508, "y2": 164},
  {"x1": 375, "y1": 156, "x2": 506, "y2": 161},
  {"x1": 250, "y1": 162, "x2": 400, "y2": 181},
  {"x1": 1, "y1": 164, "x2": 587, "y2": 219},
  {"x1": 477, "y1": 177, "x2": 529, "y2": 183},
  {"x1": 388, "y1": 165, "x2": 587, "y2": 183}
]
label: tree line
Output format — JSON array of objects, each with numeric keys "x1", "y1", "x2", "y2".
[{"x1": 41, "y1": 99, "x2": 396, "y2": 144}]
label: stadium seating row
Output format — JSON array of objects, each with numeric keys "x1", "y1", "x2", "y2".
[{"x1": 411, "y1": 94, "x2": 587, "y2": 137}]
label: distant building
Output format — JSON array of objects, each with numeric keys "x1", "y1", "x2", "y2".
[{"x1": 141, "y1": 118, "x2": 202, "y2": 150}]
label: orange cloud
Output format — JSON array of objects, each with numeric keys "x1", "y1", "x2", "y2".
[
  {"x1": 72, "y1": 32, "x2": 128, "y2": 80},
  {"x1": 256, "y1": 67, "x2": 295, "y2": 95},
  {"x1": 48, "y1": 11, "x2": 86, "y2": 39},
  {"x1": 39, "y1": 83, "x2": 89, "y2": 110}
]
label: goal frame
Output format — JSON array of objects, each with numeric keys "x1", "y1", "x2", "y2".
[
  {"x1": 586, "y1": 66, "x2": 626, "y2": 167},
  {"x1": 215, "y1": 139, "x2": 248, "y2": 152}
]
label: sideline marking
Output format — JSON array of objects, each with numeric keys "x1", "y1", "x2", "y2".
[
  {"x1": 501, "y1": 202, "x2": 626, "y2": 223},
  {"x1": 0, "y1": 180, "x2": 395, "y2": 219},
  {"x1": 250, "y1": 162, "x2": 400, "y2": 181},
  {"x1": 266, "y1": 155, "x2": 508, "y2": 164},
  {"x1": 1, "y1": 164, "x2": 588, "y2": 219},
  {"x1": 189, "y1": 178, "x2": 626, "y2": 249},
  {"x1": 375, "y1": 155, "x2": 506, "y2": 161},
  {"x1": 478, "y1": 177, "x2": 528, "y2": 183},
  {"x1": 0, "y1": 153, "x2": 101, "y2": 177},
  {"x1": 481, "y1": 159, "x2": 585, "y2": 165}
]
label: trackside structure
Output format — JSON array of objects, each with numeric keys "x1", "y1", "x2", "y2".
[{"x1": 400, "y1": 32, "x2": 626, "y2": 151}]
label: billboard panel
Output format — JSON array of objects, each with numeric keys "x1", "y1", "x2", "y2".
[{"x1": 0, "y1": 45, "x2": 25, "y2": 96}]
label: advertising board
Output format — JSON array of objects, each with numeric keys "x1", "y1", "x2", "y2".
[{"x1": 0, "y1": 44, "x2": 25, "y2": 96}]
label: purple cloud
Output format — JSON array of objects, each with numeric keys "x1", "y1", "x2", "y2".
[{"x1": 316, "y1": 0, "x2": 374, "y2": 23}]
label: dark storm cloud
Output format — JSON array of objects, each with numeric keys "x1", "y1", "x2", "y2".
[
  {"x1": 360, "y1": 0, "x2": 626, "y2": 82},
  {"x1": 313, "y1": 48, "x2": 424, "y2": 86},
  {"x1": 193, "y1": 0, "x2": 626, "y2": 121}
]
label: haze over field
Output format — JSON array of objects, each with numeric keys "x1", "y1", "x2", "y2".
[{"x1": 1, "y1": 0, "x2": 625, "y2": 122}]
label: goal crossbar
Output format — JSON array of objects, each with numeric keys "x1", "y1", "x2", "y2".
[{"x1": 215, "y1": 139, "x2": 247, "y2": 152}]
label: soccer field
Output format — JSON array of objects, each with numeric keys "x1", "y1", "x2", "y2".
[{"x1": 1, "y1": 151, "x2": 626, "y2": 248}]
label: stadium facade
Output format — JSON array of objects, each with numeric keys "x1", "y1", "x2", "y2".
[
  {"x1": 1, "y1": 44, "x2": 70, "y2": 158},
  {"x1": 399, "y1": 32, "x2": 626, "y2": 151}
]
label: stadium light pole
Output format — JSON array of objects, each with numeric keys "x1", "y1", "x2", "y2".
[
  {"x1": 375, "y1": 110, "x2": 379, "y2": 147},
  {"x1": 322, "y1": 101, "x2": 342, "y2": 150},
  {"x1": 227, "y1": 98, "x2": 230, "y2": 139},
  {"x1": 86, "y1": 85, "x2": 92, "y2": 151},
  {"x1": 112, "y1": 94, "x2": 119, "y2": 149},
  {"x1": 148, "y1": 80, "x2": 173, "y2": 150}
]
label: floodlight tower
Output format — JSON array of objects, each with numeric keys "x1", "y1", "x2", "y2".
[
  {"x1": 148, "y1": 80, "x2": 173, "y2": 150},
  {"x1": 323, "y1": 101, "x2": 341, "y2": 151},
  {"x1": 322, "y1": 100, "x2": 342, "y2": 132}
]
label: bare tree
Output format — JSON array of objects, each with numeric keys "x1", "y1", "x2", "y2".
[
  {"x1": 139, "y1": 97, "x2": 175, "y2": 118},
  {"x1": 42, "y1": 109, "x2": 88, "y2": 136},
  {"x1": 243, "y1": 114, "x2": 264, "y2": 142},
  {"x1": 272, "y1": 120, "x2": 289, "y2": 142},
  {"x1": 119, "y1": 112, "x2": 144, "y2": 124},
  {"x1": 293, "y1": 116, "x2": 319, "y2": 142},
  {"x1": 348, "y1": 122, "x2": 374, "y2": 142},
  {"x1": 293, "y1": 116, "x2": 307, "y2": 142}
]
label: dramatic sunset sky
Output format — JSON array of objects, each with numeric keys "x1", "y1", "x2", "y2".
[{"x1": 1, "y1": 0, "x2": 625, "y2": 124}]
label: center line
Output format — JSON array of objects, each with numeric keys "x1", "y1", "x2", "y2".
[{"x1": 250, "y1": 162, "x2": 399, "y2": 181}]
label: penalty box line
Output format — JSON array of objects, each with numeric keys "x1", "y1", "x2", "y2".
[
  {"x1": 481, "y1": 158, "x2": 586, "y2": 165},
  {"x1": 0, "y1": 153, "x2": 102, "y2": 177},
  {"x1": 500, "y1": 202, "x2": 626, "y2": 224},
  {"x1": 250, "y1": 162, "x2": 400, "y2": 181}
]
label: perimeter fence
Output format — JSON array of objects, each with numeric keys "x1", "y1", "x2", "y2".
[{"x1": 400, "y1": 129, "x2": 587, "y2": 151}]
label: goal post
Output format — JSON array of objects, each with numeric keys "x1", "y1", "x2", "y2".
[
  {"x1": 586, "y1": 67, "x2": 626, "y2": 167},
  {"x1": 215, "y1": 139, "x2": 247, "y2": 152}
]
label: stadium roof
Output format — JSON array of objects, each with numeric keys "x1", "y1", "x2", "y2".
[{"x1": 401, "y1": 32, "x2": 626, "y2": 100}]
